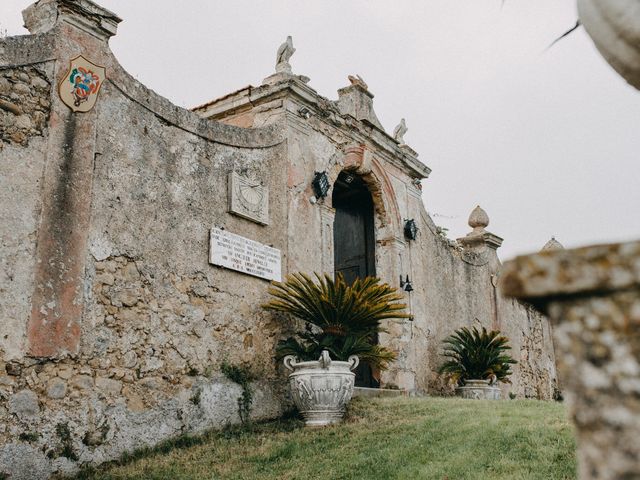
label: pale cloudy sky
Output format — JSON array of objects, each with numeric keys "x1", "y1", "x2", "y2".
[{"x1": 2, "y1": 0, "x2": 639, "y2": 260}]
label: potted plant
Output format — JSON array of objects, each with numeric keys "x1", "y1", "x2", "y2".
[
  {"x1": 438, "y1": 326, "x2": 517, "y2": 400},
  {"x1": 263, "y1": 272, "x2": 410, "y2": 426}
]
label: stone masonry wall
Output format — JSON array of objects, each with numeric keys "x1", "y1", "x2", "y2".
[
  {"x1": 502, "y1": 242, "x2": 640, "y2": 479},
  {"x1": 407, "y1": 212, "x2": 557, "y2": 399},
  {"x1": 0, "y1": 1, "x2": 558, "y2": 478},
  {"x1": 1, "y1": 61, "x2": 55, "y2": 364},
  {"x1": 0, "y1": 65, "x2": 51, "y2": 148},
  {"x1": 202, "y1": 81, "x2": 558, "y2": 400},
  {"x1": 0, "y1": 4, "x2": 288, "y2": 478}
]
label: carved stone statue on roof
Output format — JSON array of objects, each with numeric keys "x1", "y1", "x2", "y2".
[
  {"x1": 276, "y1": 36, "x2": 295, "y2": 74},
  {"x1": 393, "y1": 118, "x2": 408, "y2": 143},
  {"x1": 347, "y1": 74, "x2": 368, "y2": 90}
]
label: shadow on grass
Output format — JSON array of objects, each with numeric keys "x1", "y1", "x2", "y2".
[{"x1": 68, "y1": 409, "x2": 306, "y2": 480}]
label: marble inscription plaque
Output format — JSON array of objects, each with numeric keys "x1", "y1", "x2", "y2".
[
  {"x1": 228, "y1": 171, "x2": 269, "y2": 225},
  {"x1": 209, "y1": 227, "x2": 281, "y2": 281}
]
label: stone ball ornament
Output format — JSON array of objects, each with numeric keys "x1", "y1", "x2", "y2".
[
  {"x1": 578, "y1": 0, "x2": 640, "y2": 90},
  {"x1": 468, "y1": 205, "x2": 489, "y2": 231}
]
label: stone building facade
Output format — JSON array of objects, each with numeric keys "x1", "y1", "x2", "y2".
[{"x1": 0, "y1": 0, "x2": 557, "y2": 477}]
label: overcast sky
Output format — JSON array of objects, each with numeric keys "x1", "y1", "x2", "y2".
[{"x1": 2, "y1": 0, "x2": 638, "y2": 260}]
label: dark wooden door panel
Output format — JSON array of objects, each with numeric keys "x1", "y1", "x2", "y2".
[
  {"x1": 336, "y1": 266, "x2": 361, "y2": 286},
  {"x1": 332, "y1": 173, "x2": 377, "y2": 388}
]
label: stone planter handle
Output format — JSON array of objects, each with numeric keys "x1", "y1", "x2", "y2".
[
  {"x1": 283, "y1": 355, "x2": 298, "y2": 372},
  {"x1": 348, "y1": 355, "x2": 359, "y2": 372},
  {"x1": 282, "y1": 352, "x2": 360, "y2": 372}
]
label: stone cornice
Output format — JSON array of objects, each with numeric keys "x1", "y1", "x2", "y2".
[
  {"x1": 193, "y1": 77, "x2": 432, "y2": 180},
  {"x1": 23, "y1": 0, "x2": 121, "y2": 40}
]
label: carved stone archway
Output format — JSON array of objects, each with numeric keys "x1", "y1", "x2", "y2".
[{"x1": 326, "y1": 144, "x2": 402, "y2": 242}]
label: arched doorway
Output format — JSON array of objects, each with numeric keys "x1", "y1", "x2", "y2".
[{"x1": 332, "y1": 171, "x2": 378, "y2": 387}]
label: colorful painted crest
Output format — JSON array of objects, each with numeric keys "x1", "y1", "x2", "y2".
[{"x1": 58, "y1": 55, "x2": 106, "y2": 112}]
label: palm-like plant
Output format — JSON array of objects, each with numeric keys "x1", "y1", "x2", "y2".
[
  {"x1": 438, "y1": 326, "x2": 517, "y2": 386},
  {"x1": 263, "y1": 272, "x2": 410, "y2": 370}
]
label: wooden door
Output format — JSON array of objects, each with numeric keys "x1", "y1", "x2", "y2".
[{"x1": 332, "y1": 172, "x2": 378, "y2": 387}]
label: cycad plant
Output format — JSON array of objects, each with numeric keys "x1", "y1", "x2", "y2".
[
  {"x1": 438, "y1": 326, "x2": 517, "y2": 386},
  {"x1": 263, "y1": 272, "x2": 411, "y2": 370}
]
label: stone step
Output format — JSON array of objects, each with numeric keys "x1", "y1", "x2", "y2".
[{"x1": 353, "y1": 387, "x2": 408, "y2": 398}]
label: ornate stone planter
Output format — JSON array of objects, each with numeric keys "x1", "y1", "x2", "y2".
[
  {"x1": 456, "y1": 379, "x2": 501, "y2": 400},
  {"x1": 283, "y1": 350, "x2": 359, "y2": 426}
]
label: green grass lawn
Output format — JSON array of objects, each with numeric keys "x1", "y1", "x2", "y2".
[{"x1": 74, "y1": 397, "x2": 576, "y2": 480}]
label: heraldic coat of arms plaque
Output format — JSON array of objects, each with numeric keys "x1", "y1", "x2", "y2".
[{"x1": 59, "y1": 55, "x2": 106, "y2": 113}]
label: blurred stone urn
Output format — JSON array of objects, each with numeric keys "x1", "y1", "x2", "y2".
[
  {"x1": 456, "y1": 379, "x2": 501, "y2": 400},
  {"x1": 578, "y1": 0, "x2": 640, "y2": 89},
  {"x1": 283, "y1": 350, "x2": 359, "y2": 426}
]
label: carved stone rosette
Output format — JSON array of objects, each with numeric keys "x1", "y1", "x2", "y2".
[
  {"x1": 283, "y1": 350, "x2": 359, "y2": 427},
  {"x1": 456, "y1": 379, "x2": 501, "y2": 400}
]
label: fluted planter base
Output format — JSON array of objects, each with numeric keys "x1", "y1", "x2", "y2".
[
  {"x1": 284, "y1": 350, "x2": 359, "y2": 427},
  {"x1": 456, "y1": 379, "x2": 501, "y2": 400}
]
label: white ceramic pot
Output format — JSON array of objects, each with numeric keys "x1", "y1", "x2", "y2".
[
  {"x1": 456, "y1": 379, "x2": 501, "y2": 400},
  {"x1": 283, "y1": 350, "x2": 359, "y2": 426},
  {"x1": 578, "y1": 0, "x2": 640, "y2": 90}
]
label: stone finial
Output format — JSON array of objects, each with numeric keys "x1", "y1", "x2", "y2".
[
  {"x1": 275, "y1": 35, "x2": 295, "y2": 74},
  {"x1": 541, "y1": 237, "x2": 564, "y2": 251},
  {"x1": 348, "y1": 74, "x2": 369, "y2": 91},
  {"x1": 468, "y1": 205, "x2": 489, "y2": 234},
  {"x1": 457, "y1": 205, "x2": 502, "y2": 251},
  {"x1": 393, "y1": 118, "x2": 408, "y2": 144},
  {"x1": 22, "y1": 0, "x2": 121, "y2": 40}
]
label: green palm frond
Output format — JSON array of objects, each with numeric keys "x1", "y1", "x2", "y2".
[
  {"x1": 437, "y1": 326, "x2": 517, "y2": 386},
  {"x1": 265, "y1": 272, "x2": 407, "y2": 370},
  {"x1": 264, "y1": 272, "x2": 411, "y2": 333}
]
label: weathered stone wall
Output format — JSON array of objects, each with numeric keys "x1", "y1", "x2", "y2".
[
  {"x1": 0, "y1": 3, "x2": 288, "y2": 478},
  {"x1": 0, "y1": 0, "x2": 557, "y2": 478},
  {"x1": 408, "y1": 216, "x2": 558, "y2": 399},
  {"x1": 502, "y1": 241, "x2": 640, "y2": 479},
  {"x1": 0, "y1": 66, "x2": 51, "y2": 148},
  {"x1": 198, "y1": 77, "x2": 558, "y2": 400},
  {"x1": 0, "y1": 62, "x2": 54, "y2": 363}
]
